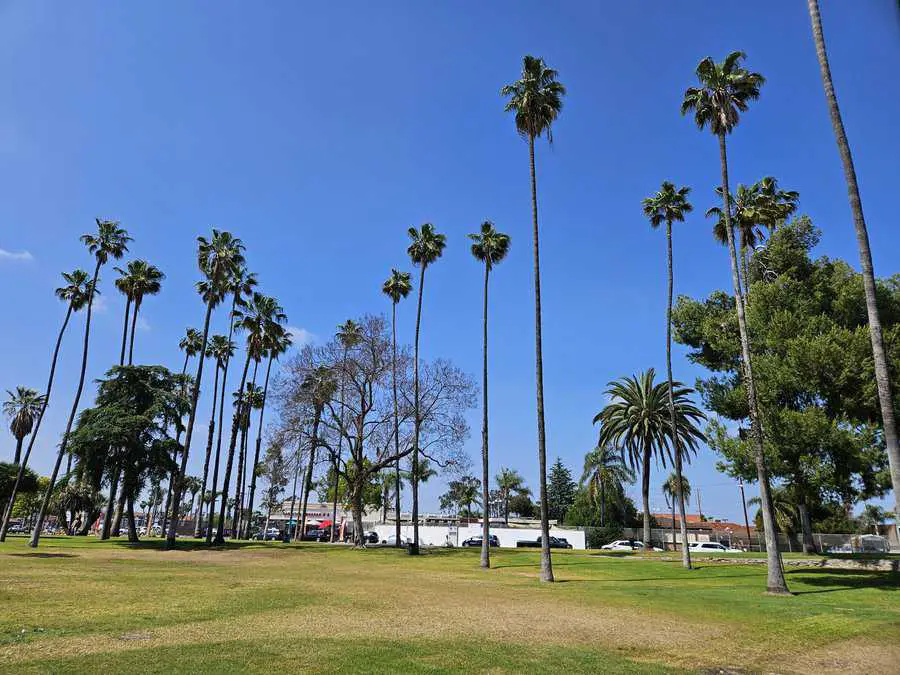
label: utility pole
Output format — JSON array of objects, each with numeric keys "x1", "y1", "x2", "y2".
[{"x1": 738, "y1": 479, "x2": 752, "y2": 550}]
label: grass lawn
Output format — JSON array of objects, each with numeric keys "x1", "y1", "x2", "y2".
[{"x1": 0, "y1": 537, "x2": 897, "y2": 673}]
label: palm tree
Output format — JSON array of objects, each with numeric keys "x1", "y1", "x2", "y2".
[
  {"x1": 167, "y1": 230, "x2": 245, "y2": 548},
  {"x1": 468, "y1": 221, "x2": 511, "y2": 568},
  {"x1": 4, "y1": 387, "x2": 46, "y2": 466},
  {"x1": 643, "y1": 180, "x2": 695, "y2": 569},
  {"x1": 681, "y1": 51, "x2": 790, "y2": 595},
  {"x1": 194, "y1": 334, "x2": 235, "y2": 537},
  {"x1": 1, "y1": 269, "x2": 92, "y2": 541},
  {"x1": 382, "y1": 268, "x2": 413, "y2": 546},
  {"x1": 235, "y1": 381, "x2": 265, "y2": 536},
  {"x1": 662, "y1": 472, "x2": 692, "y2": 551},
  {"x1": 581, "y1": 444, "x2": 634, "y2": 528},
  {"x1": 332, "y1": 319, "x2": 362, "y2": 542},
  {"x1": 807, "y1": 0, "x2": 900, "y2": 531},
  {"x1": 124, "y1": 260, "x2": 164, "y2": 365},
  {"x1": 495, "y1": 467, "x2": 529, "y2": 527},
  {"x1": 30, "y1": 219, "x2": 131, "y2": 548},
  {"x1": 243, "y1": 328, "x2": 291, "y2": 539},
  {"x1": 178, "y1": 328, "x2": 204, "y2": 375},
  {"x1": 114, "y1": 266, "x2": 135, "y2": 366},
  {"x1": 298, "y1": 367, "x2": 337, "y2": 539},
  {"x1": 406, "y1": 223, "x2": 446, "y2": 553},
  {"x1": 206, "y1": 267, "x2": 256, "y2": 543},
  {"x1": 749, "y1": 488, "x2": 797, "y2": 537},
  {"x1": 214, "y1": 292, "x2": 284, "y2": 544},
  {"x1": 501, "y1": 55, "x2": 565, "y2": 583},
  {"x1": 594, "y1": 370, "x2": 705, "y2": 553}
]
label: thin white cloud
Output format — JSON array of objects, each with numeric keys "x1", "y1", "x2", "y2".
[
  {"x1": 286, "y1": 326, "x2": 316, "y2": 347},
  {"x1": 91, "y1": 295, "x2": 109, "y2": 314},
  {"x1": 0, "y1": 248, "x2": 33, "y2": 262},
  {"x1": 137, "y1": 316, "x2": 151, "y2": 332}
]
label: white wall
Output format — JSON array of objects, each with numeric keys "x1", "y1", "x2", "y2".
[{"x1": 371, "y1": 523, "x2": 586, "y2": 550}]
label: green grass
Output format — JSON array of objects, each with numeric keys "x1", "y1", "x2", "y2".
[{"x1": 1, "y1": 536, "x2": 897, "y2": 673}]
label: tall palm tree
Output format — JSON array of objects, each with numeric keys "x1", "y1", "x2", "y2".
[
  {"x1": 298, "y1": 367, "x2": 337, "y2": 539},
  {"x1": 167, "y1": 230, "x2": 245, "y2": 548},
  {"x1": 114, "y1": 266, "x2": 135, "y2": 366},
  {"x1": 205, "y1": 267, "x2": 256, "y2": 543},
  {"x1": 194, "y1": 334, "x2": 235, "y2": 537},
  {"x1": 594, "y1": 370, "x2": 705, "y2": 553},
  {"x1": 243, "y1": 328, "x2": 291, "y2": 539},
  {"x1": 235, "y1": 380, "x2": 265, "y2": 536},
  {"x1": 159, "y1": 327, "x2": 203, "y2": 539},
  {"x1": 807, "y1": 0, "x2": 900, "y2": 530},
  {"x1": 123, "y1": 260, "x2": 164, "y2": 365},
  {"x1": 468, "y1": 221, "x2": 511, "y2": 569},
  {"x1": 643, "y1": 180, "x2": 695, "y2": 569},
  {"x1": 30, "y1": 219, "x2": 131, "y2": 548},
  {"x1": 501, "y1": 55, "x2": 565, "y2": 583},
  {"x1": 214, "y1": 292, "x2": 284, "y2": 544},
  {"x1": 1, "y1": 269, "x2": 93, "y2": 540},
  {"x1": 662, "y1": 472, "x2": 692, "y2": 552},
  {"x1": 581, "y1": 444, "x2": 634, "y2": 528},
  {"x1": 332, "y1": 319, "x2": 362, "y2": 542},
  {"x1": 4, "y1": 387, "x2": 46, "y2": 466},
  {"x1": 681, "y1": 51, "x2": 790, "y2": 595},
  {"x1": 382, "y1": 269, "x2": 413, "y2": 546},
  {"x1": 406, "y1": 223, "x2": 446, "y2": 553},
  {"x1": 495, "y1": 467, "x2": 529, "y2": 527}
]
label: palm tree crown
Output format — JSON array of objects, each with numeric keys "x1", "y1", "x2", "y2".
[
  {"x1": 207, "y1": 335, "x2": 236, "y2": 367},
  {"x1": 55, "y1": 270, "x2": 94, "y2": 311},
  {"x1": 642, "y1": 182, "x2": 693, "y2": 230},
  {"x1": 594, "y1": 369, "x2": 706, "y2": 468},
  {"x1": 680, "y1": 51, "x2": 765, "y2": 136},
  {"x1": 4, "y1": 387, "x2": 46, "y2": 442},
  {"x1": 581, "y1": 444, "x2": 635, "y2": 506},
  {"x1": 80, "y1": 219, "x2": 131, "y2": 267},
  {"x1": 500, "y1": 55, "x2": 566, "y2": 141},
  {"x1": 382, "y1": 269, "x2": 412, "y2": 304},
  {"x1": 179, "y1": 328, "x2": 205, "y2": 359},
  {"x1": 662, "y1": 472, "x2": 692, "y2": 507},
  {"x1": 468, "y1": 221, "x2": 511, "y2": 270},
  {"x1": 337, "y1": 319, "x2": 363, "y2": 351},
  {"x1": 197, "y1": 230, "x2": 246, "y2": 302},
  {"x1": 114, "y1": 260, "x2": 165, "y2": 306},
  {"x1": 407, "y1": 224, "x2": 446, "y2": 268}
]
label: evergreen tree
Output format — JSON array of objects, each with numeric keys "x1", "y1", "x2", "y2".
[{"x1": 547, "y1": 457, "x2": 576, "y2": 523}]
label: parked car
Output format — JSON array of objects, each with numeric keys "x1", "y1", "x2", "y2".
[
  {"x1": 516, "y1": 536, "x2": 572, "y2": 549},
  {"x1": 688, "y1": 542, "x2": 743, "y2": 553},
  {"x1": 383, "y1": 534, "x2": 412, "y2": 546},
  {"x1": 7, "y1": 524, "x2": 28, "y2": 534},
  {"x1": 252, "y1": 529, "x2": 282, "y2": 541},
  {"x1": 462, "y1": 535, "x2": 500, "y2": 547},
  {"x1": 600, "y1": 540, "x2": 661, "y2": 552},
  {"x1": 363, "y1": 530, "x2": 379, "y2": 544}
]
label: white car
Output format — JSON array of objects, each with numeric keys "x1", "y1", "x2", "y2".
[
  {"x1": 601, "y1": 540, "x2": 662, "y2": 552},
  {"x1": 383, "y1": 534, "x2": 412, "y2": 546},
  {"x1": 689, "y1": 542, "x2": 743, "y2": 553}
]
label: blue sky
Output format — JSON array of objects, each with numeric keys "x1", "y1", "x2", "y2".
[{"x1": 1, "y1": 1, "x2": 898, "y2": 521}]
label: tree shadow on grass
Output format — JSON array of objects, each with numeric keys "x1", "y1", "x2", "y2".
[
  {"x1": 7, "y1": 552, "x2": 78, "y2": 558},
  {"x1": 788, "y1": 568, "x2": 900, "y2": 595},
  {"x1": 104, "y1": 539, "x2": 334, "y2": 553}
]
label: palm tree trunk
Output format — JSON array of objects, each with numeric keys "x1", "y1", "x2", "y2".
[
  {"x1": 120, "y1": 296, "x2": 131, "y2": 366},
  {"x1": 245, "y1": 355, "x2": 273, "y2": 539},
  {"x1": 740, "y1": 245, "x2": 751, "y2": 306},
  {"x1": 213, "y1": 351, "x2": 251, "y2": 545},
  {"x1": 808, "y1": 0, "x2": 900, "y2": 529},
  {"x1": 665, "y1": 219, "x2": 692, "y2": 569},
  {"x1": 504, "y1": 492, "x2": 509, "y2": 527},
  {"x1": 641, "y1": 447, "x2": 651, "y2": 550},
  {"x1": 100, "y1": 464, "x2": 120, "y2": 540},
  {"x1": 0, "y1": 303, "x2": 73, "y2": 541},
  {"x1": 232, "y1": 412, "x2": 247, "y2": 536},
  {"x1": 164, "y1": 356, "x2": 191, "y2": 538},
  {"x1": 718, "y1": 132, "x2": 789, "y2": 594},
  {"x1": 529, "y1": 133, "x2": 554, "y2": 582},
  {"x1": 391, "y1": 301, "x2": 402, "y2": 547},
  {"x1": 411, "y1": 264, "x2": 426, "y2": 554},
  {"x1": 237, "y1": 361, "x2": 259, "y2": 537},
  {"x1": 30, "y1": 259, "x2": 102, "y2": 548},
  {"x1": 167, "y1": 299, "x2": 215, "y2": 548},
  {"x1": 128, "y1": 298, "x2": 140, "y2": 365},
  {"x1": 12, "y1": 438, "x2": 23, "y2": 467},
  {"x1": 600, "y1": 483, "x2": 605, "y2": 528},
  {"x1": 195, "y1": 362, "x2": 220, "y2": 537},
  {"x1": 299, "y1": 409, "x2": 322, "y2": 541},
  {"x1": 480, "y1": 263, "x2": 491, "y2": 570}
]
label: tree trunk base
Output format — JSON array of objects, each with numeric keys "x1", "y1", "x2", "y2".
[{"x1": 765, "y1": 589, "x2": 794, "y2": 597}]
